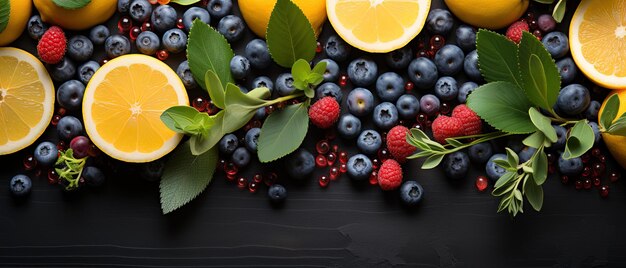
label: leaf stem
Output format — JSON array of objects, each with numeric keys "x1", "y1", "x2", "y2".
[{"x1": 263, "y1": 92, "x2": 305, "y2": 106}]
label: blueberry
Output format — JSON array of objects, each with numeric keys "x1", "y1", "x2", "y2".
[
  {"x1": 426, "y1": 9, "x2": 454, "y2": 35},
  {"x1": 443, "y1": 151, "x2": 470, "y2": 180},
  {"x1": 556, "y1": 57, "x2": 577, "y2": 85},
  {"x1": 275, "y1": 73, "x2": 295, "y2": 96},
  {"x1": 34, "y1": 141, "x2": 58, "y2": 166},
  {"x1": 337, "y1": 114, "x2": 362, "y2": 139},
  {"x1": 129, "y1": 0, "x2": 152, "y2": 22},
  {"x1": 542, "y1": 31, "x2": 569, "y2": 59},
  {"x1": 538, "y1": 14, "x2": 557, "y2": 32},
  {"x1": 506, "y1": 135, "x2": 525, "y2": 153},
  {"x1": 407, "y1": 57, "x2": 438, "y2": 90},
  {"x1": 347, "y1": 88, "x2": 375, "y2": 117},
  {"x1": 419, "y1": 94, "x2": 440, "y2": 117},
  {"x1": 251, "y1": 76, "x2": 273, "y2": 92},
  {"x1": 400, "y1": 181, "x2": 424, "y2": 206},
  {"x1": 9, "y1": 175, "x2": 32, "y2": 197},
  {"x1": 286, "y1": 148, "x2": 315, "y2": 180},
  {"x1": 206, "y1": 0, "x2": 232, "y2": 20},
  {"x1": 255, "y1": 107, "x2": 266, "y2": 120},
  {"x1": 218, "y1": 15, "x2": 245, "y2": 42},
  {"x1": 434, "y1": 76, "x2": 458, "y2": 101},
  {"x1": 182, "y1": 7, "x2": 210, "y2": 32},
  {"x1": 162, "y1": 28, "x2": 187, "y2": 53},
  {"x1": 176, "y1": 60, "x2": 197, "y2": 89},
  {"x1": 468, "y1": 142, "x2": 493, "y2": 164},
  {"x1": 458, "y1": 81, "x2": 478, "y2": 104},
  {"x1": 57, "y1": 116, "x2": 83, "y2": 140},
  {"x1": 518, "y1": 147, "x2": 537, "y2": 163},
  {"x1": 346, "y1": 154, "x2": 373, "y2": 181},
  {"x1": 245, "y1": 39, "x2": 271, "y2": 69},
  {"x1": 375, "y1": 72, "x2": 404, "y2": 102},
  {"x1": 136, "y1": 31, "x2": 160, "y2": 55},
  {"x1": 558, "y1": 154, "x2": 583, "y2": 176},
  {"x1": 373, "y1": 102, "x2": 399, "y2": 130},
  {"x1": 77, "y1": 61, "x2": 99, "y2": 85},
  {"x1": 316, "y1": 82, "x2": 342, "y2": 102},
  {"x1": 89, "y1": 25, "x2": 109, "y2": 46},
  {"x1": 118, "y1": 0, "x2": 131, "y2": 13},
  {"x1": 385, "y1": 47, "x2": 412, "y2": 69},
  {"x1": 325, "y1": 35, "x2": 351, "y2": 62},
  {"x1": 456, "y1": 25, "x2": 476, "y2": 52},
  {"x1": 245, "y1": 127, "x2": 261, "y2": 152},
  {"x1": 230, "y1": 55, "x2": 250, "y2": 80},
  {"x1": 464, "y1": 50, "x2": 482, "y2": 82},
  {"x1": 396, "y1": 94, "x2": 420, "y2": 119},
  {"x1": 585, "y1": 100, "x2": 601, "y2": 121},
  {"x1": 553, "y1": 125, "x2": 567, "y2": 150},
  {"x1": 50, "y1": 58, "x2": 76, "y2": 82},
  {"x1": 348, "y1": 58, "x2": 378, "y2": 87},
  {"x1": 320, "y1": 59, "x2": 339, "y2": 82},
  {"x1": 232, "y1": 147, "x2": 251, "y2": 167},
  {"x1": 357, "y1": 129, "x2": 382, "y2": 154},
  {"x1": 435, "y1": 44, "x2": 465, "y2": 76},
  {"x1": 268, "y1": 184, "x2": 287, "y2": 202},
  {"x1": 151, "y1": 5, "x2": 178, "y2": 33},
  {"x1": 486, "y1": 154, "x2": 507, "y2": 181},
  {"x1": 104, "y1": 35, "x2": 131, "y2": 58},
  {"x1": 219, "y1": 134, "x2": 238, "y2": 154},
  {"x1": 57, "y1": 80, "x2": 85, "y2": 110},
  {"x1": 589, "y1": 121, "x2": 601, "y2": 144},
  {"x1": 557, "y1": 84, "x2": 590, "y2": 116},
  {"x1": 140, "y1": 160, "x2": 165, "y2": 182},
  {"x1": 27, "y1": 15, "x2": 47, "y2": 40},
  {"x1": 83, "y1": 166, "x2": 105, "y2": 187}
]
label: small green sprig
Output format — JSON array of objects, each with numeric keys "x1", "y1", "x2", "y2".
[{"x1": 54, "y1": 149, "x2": 87, "y2": 191}]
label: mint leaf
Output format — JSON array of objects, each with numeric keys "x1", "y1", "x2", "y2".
[
  {"x1": 600, "y1": 93, "x2": 620, "y2": 130},
  {"x1": 188, "y1": 19, "x2": 234, "y2": 90},
  {"x1": 532, "y1": 148, "x2": 548, "y2": 185},
  {"x1": 607, "y1": 115, "x2": 626, "y2": 136},
  {"x1": 519, "y1": 32, "x2": 560, "y2": 111},
  {"x1": 194, "y1": 111, "x2": 226, "y2": 155},
  {"x1": 170, "y1": 0, "x2": 201, "y2": 5},
  {"x1": 266, "y1": 0, "x2": 317, "y2": 68},
  {"x1": 223, "y1": 84, "x2": 267, "y2": 133},
  {"x1": 160, "y1": 142, "x2": 218, "y2": 214},
  {"x1": 505, "y1": 148, "x2": 519, "y2": 168},
  {"x1": 467, "y1": 81, "x2": 536, "y2": 134},
  {"x1": 53, "y1": 0, "x2": 91, "y2": 9},
  {"x1": 161, "y1": 106, "x2": 207, "y2": 135},
  {"x1": 476, "y1": 30, "x2": 522, "y2": 87},
  {"x1": 524, "y1": 177, "x2": 543, "y2": 211},
  {"x1": 422, "y1": 154, "x2": 444, "y2": 169},
  {"x1": 528, "y1": 107, "x2": 557, "y2": 143},
  {"x1": 205, "y1": 70, "x2": 225, "y2": 109},
  {"x1": 553, "y1": 0, "x2": 566, "y2": 23},
  {"x1": 257, "y1": 103, "x2": 309, "y2": 162},
  {"x1": 523, "y1": 131, "x2": 545, "y2": 148},
  {"x1": 312, "y1": 61, "x2": 327, "y2": 76},
  {"x1": 563, "y1": 120, "x2": 594, "y2": 159},
  {"x1": 0, "y1": 0, "x2": 9, "y2": 33}
]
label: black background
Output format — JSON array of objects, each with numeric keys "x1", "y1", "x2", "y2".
[{"x1": 2, "y1": 0, "x2": 626, "y2": 267}]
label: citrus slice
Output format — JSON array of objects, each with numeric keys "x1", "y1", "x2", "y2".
[
  {"x1": 83, "y1": 54, "x2": 189, "y2": 163},
  {"x1": 570, "y1": 0, "x2": 626, "y2": 89},
  {"x1": 326, "y1": 0, "x2": 431, "y2": 53},
  {"x1": 0, "y1": 47, "x2": 54, "y2": 155}
]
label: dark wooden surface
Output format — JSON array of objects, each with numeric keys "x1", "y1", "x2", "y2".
[{"x1": 2, "y1": 0, "x2": 626, "y2": 267}]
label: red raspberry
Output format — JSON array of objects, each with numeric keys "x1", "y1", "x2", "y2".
[
  {"x1": 377, "y1": 159, "x2": 403, "y2": 191},
  {"x1": 506, "y1": 21, "x2": 529, "y2": 44},
  {"x1": 451, "y1": 104, "x2": 482, "y2": 136},
  {"x1": 309, "y1": 96, "x2": 340, "y2": 129},
  {"x1": 431, "y1": 115, "x2": 464, "y2": 144},
  {"x1": 386, "y1": 125, "x2": 415, "y2": 163},
  {"x1": 37, "y1": 26, "x2": 66, "y2": 64}
]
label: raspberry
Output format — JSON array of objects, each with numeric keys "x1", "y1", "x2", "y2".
[
  {"x1": 377, "y1": 159, "x2": 403, "y2": 191},
  {"x1": 386, "y1": 125, "x2": 415, "y2": 163},
  {"x1": 451, "y1": 104, "x2": 482, "y2": 136},
  {"x1": 431, "y1": 115, "x2": 464, "y2": 144},
  {"x1": 37, "y1": 26, "x2": 67, "y2": 64},
  {"x1": 309, "y1": 96, "x2": 340, "y2": 129},
  {"x1": 506, "y1": 20, "x2": 529, "y2": 44}
]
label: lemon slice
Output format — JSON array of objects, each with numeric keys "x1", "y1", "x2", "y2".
[
  {"x1": 326, "y1": 0, "x2": 431, "y2": 53},
  {"x1": 83, "y1": 54, "x2": 189, "y2": 163},
  {"x1": 0, "y1": 47, "x2": 54, "y2": 155},
  {"x1": 570, "y1": 0, "x2": 626, "y2": 89}
]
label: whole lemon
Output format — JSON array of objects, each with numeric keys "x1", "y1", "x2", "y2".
[
  {"x1": 444, "y1": 0, "x2": 529, "y2": 30},
  {"x1": 239, "y1": 0, "x2": 326, "y2": 38},
  {"x1": 0, "y1": 0, "x2": 32, "y2": 46},
  {"x1": 599, "y1": 89, "x2": 626, "y2": 169},
  {"x1": 33, "y1": 0, "x2": 116, "y2": 31}
]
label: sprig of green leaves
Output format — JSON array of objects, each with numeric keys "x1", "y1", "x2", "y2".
[
  {"x1": 599, "y1": 93, "x2": 626, "y2": 136},
  {"x1": 55, "y1": 149, "x2": 87, "y2": 191},
  {"x1": 292, "y1": 59, "x2": 326, "y2": 98}
]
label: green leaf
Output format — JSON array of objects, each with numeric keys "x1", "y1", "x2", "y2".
[
  {"x1": 523, "y1": 131, "x2": 545, "y2": 148},
  {"x1": 494, "y1": 171, "x2": 516, "y2": 189},
  {"x1": 514, "y1": 189, "x2": 523, "y2": 201},
  {"x1": 532, "y1": 148, "x2": 548, "y2": 185},
  {"x1": 306, "y1": 73, "x2": 324, "y2": 86},
  {"x1": 205, "y1": 70, "x2": 225, "y2": 109},
  {"x1": 170, "y1": 0, "x2": 201, "y2": 5},
  {"x1": 553, "y1": 0, "x2": 567, "y2": 23},
  {"x1": 467, "y1": 81, "x2": 536, "y2": 134},
  {"x1": 493, "y1": 173, "x2": 517, "y2": 196},
  {"x1": 528, "y1": 107, "x2": 558, "y2": 142},
  {"x1": 266, "y1": 0, "x2": 317, "y2": 67},
  {"x1": 312, "y1": 61, "x2": 327, "y2": 75},
  {"x1": 600, "y1": 93, "x2": 620, "y2": 130},
  {"x1": 291, "y1": 59, "x2": 311, "y2": 82},
  {"x1": 0, "y1": 0, "x2": 9, "y2": 33},
  {"x1": 187, "y1": 20, "x2": 234, "y2": 90},
  {"x1": 195, "y1": 111, "x2": 226, "y2": 155},
  {"x1": 524, "y1": 177, "x2": 544, "y2": 211},
  {"x1": 421, "y1": 154, "x2": 445, "y2": 169},
  {"x1": 223, "y1": 84, "x2": 267, "y2": 133},
  {"x1": 257, "y1": 103, "x2": 309, "y2": 162},
  {"x1": 607, "y1": 115, "x2": 626, "y2": 136},
  {"x1": 160, "y1": 142, "x2": 218, "y2": 214},
  {"x1": 505, "y1": 148, "x2": 519, "y2": 168},
  {"x1": 161, "y1": 106, "x2": 208, "y2": 135},
  {"x1": 476, "y1": 30, "x2": 522, "y2": 86},
  {"x1": 533, "y1": 0, "x2": 555, "y2": 3},
  {"x1": 494, "y1": 159, "x2": 514, "y2": 171},
  {"x1": 52, "y1": 0, "x2": 91, "y2": 9},
  {"x1": 563, "y1": 120, "x2": 595, "y2": 159},
  {"x1": 519, "y1": 32, "x2": 561, "y2": 111},
  {"x1": 445, "y1": 138, "x2": 463, "y2": 148}
]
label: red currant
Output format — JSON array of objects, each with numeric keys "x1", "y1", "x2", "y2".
[
  {"x1": 248, "y1": 182, "x2": 258, "y2": 193},
  {"x1": 319, "y1": 175, "x2": 330, "y2": 188},
  {"x1": 315, "y1": 154, "x2": 328, "y2": 168},
  {"x1": 23, "y1": 155, "x2": 37, "y2": 170},
  {"x1": 156, "y1": 49, "x2": 169, "y2": 61},
  {"x1": 326, "y1": 152, "x2": 337, "y2": 166},
  {"x1": 475, "y1": 176, "x2": 488, "y2": 192},
  {"x1": 237, "y1": 177, "x2": 248, "y2": 189},
  {"x1": 316, "y1": 140, "x2": 330, "y2": 154},
  {"x1": 330, "y1": 167, "x2": 340, "y2": 181},
  {"x1": 600, "y1": 185, "x2": 610, "y2": 198},
  {"x1": 369, "y1": 171, "x2": 378, "y2": 185}
]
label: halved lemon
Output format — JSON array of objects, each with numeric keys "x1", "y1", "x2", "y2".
[
  {"x1": 83, "y1": 54, "x2": 189, "y2": 163},
  {"x1": 326, "y1": 0, "x2": 431, "y2": 53},
  {"x1": 570, "y1": 0, "x2": 626, "y2": 89},
  {"x1": 0, "y1": 47, "x2": 54, "y2": 155}
]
